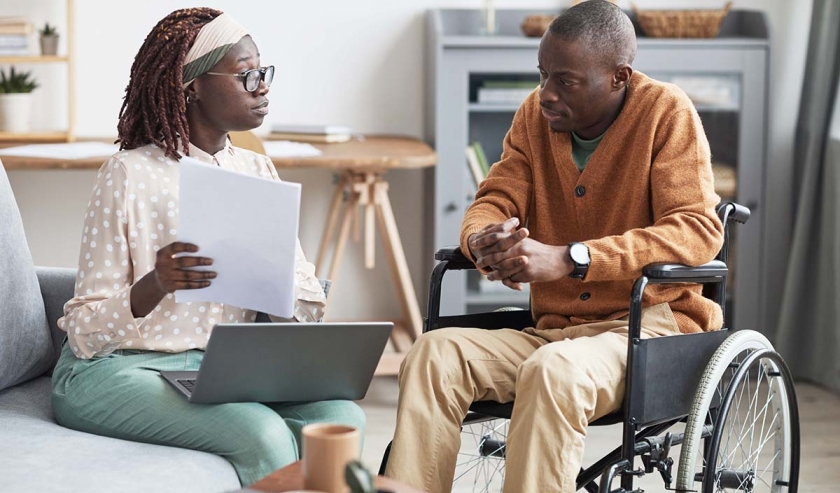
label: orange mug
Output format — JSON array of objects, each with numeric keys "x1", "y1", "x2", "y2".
[{"x1": 302, "y1": 423, "x2": 361, "y2": 493}]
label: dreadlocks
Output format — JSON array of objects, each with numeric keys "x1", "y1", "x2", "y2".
[{"x1": 116, "y1": 8, "x2": 221, "y2": 158}]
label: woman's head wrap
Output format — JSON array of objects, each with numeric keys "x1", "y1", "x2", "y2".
[{"x1": 182, "y1": 13, "x2": 249, "y2": 87}]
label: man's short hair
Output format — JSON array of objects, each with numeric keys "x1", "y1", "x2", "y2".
[{"x1": 548, "y1": 0, "x2": 637, "y2": 68}]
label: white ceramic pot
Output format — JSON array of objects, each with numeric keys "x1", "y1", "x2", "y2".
[{"x1": 0, "y1": 93, "x2": 33, "y2": 133}]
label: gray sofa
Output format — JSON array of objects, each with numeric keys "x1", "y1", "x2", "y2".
[{"x1": 0, "y1": 161, "x2": 241, "y2": 492}]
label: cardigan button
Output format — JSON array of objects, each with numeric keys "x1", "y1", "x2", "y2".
[
  {"x1": 574, "y1": 186, "x2": 586, "y2": 197},
  {"x1": 580, "y1": 292, "x2": 591, "y2": 301}
]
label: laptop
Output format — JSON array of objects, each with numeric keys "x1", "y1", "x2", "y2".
[{"x1": 160, "y1": 322, "x2": 393, "y2": 404}]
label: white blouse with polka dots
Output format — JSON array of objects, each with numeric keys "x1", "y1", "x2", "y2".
[{"x1": 58, "y1": 141, "x2": 326, "y2": 359}]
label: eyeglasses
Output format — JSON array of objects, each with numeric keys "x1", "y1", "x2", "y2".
[{"x1": 204, "y1": 65, "x2": 275, "y2": 93}]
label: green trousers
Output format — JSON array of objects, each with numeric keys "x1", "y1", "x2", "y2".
[{"x1": 51, "y1": 342, "x2": 366, "y2": 486}]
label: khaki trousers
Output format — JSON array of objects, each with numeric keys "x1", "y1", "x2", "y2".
[{"x1": 385, "y1": 303, "x2": 681, "y2": 493}]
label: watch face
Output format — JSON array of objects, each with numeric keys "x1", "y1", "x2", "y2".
[{"x1": 570, "y1": 243, "x2": 589, "y2": 264}]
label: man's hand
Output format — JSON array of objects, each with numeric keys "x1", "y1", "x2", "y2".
[
  {"x1": 468, "y1": 217, "x2": 528, "y2": 264},
  {"x1": 481, "y1": 231, "x2": 575, "y2": 289},
  {"x1": 468, "y1": 218, "x2": 530, "y2": 289}
]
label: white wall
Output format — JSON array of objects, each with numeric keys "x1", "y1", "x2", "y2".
[{"x1": 4, "y1": 0, "x2": 810, "y2": 325}]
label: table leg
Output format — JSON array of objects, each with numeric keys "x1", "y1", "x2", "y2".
[
  {"x1": 364, "y1": 173, "x2": 376, "y2": 269},
  {"x1": 373, "y1": 179, "x2": 423, "y2": 342},
  {"x1": 315, "y1": 172, "x2": 347, "y2": 277},
  {"x1": 327, "y1": 183, "x2": 359, "y2": 284}
]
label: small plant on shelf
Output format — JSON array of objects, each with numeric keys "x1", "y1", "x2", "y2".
[
  {"x1": 39, "y1": 22, "x2": 60, "y2": 56},
  {"x1": 39, "y1": 22, "x2": 58, "y2": 36},
  {"x1": 0, "y1": 67, "x2": 38, "y2": 94},
  {"x1": 0, "y1": 67, "x2": 39, "y2": 133}
]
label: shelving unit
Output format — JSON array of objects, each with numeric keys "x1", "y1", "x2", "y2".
[
  {"x1": 427, "y1": 8, "x2": 769, "y2": 330},
  {"x1": 0, "y1": 0, "x2": 75, "y2": 143}
]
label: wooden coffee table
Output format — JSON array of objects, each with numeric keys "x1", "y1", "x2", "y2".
[{"x1": 244, "y1": 460, "x2": 423, "y2": 493}]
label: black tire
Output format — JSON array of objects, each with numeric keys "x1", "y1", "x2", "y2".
[{"x1": 702, "y1": 349, "x2": 800, "y2": 492}]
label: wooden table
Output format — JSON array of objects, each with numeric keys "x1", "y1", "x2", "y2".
[
  {"x1": 269, "y1": 136, "x2": 436, "y2": 373},
  {"x1": 245, "y1": 460, "x2": 423, "y2": 493},
  {"x1": 0, "y1": 135, "x2": 437, "y2": 375}
]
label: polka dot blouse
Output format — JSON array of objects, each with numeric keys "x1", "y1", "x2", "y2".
[{"x1": 58, "y1": 141, "x2": 326, "y2": 359}]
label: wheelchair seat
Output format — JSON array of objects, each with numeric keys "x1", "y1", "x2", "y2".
[{"x1": 468, "y1": 401, "x2": 625, "y2": 426}]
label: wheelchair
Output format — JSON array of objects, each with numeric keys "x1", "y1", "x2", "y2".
[{"x1": 380, "y1": 202, "x2": 799, "y2": 493}]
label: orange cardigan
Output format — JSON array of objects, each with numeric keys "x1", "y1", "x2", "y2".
[{"x1": 461, "y1": 71, "x2": 724, "y2": 333}]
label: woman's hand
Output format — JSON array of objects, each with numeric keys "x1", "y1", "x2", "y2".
[
  {"x1": 130, "y1": 242, "x2": 215, "y2": 318},
  {"x1": 152, "y1": 242, "x2": 216, "y2": 293}
]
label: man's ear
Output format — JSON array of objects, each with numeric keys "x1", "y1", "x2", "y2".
[{"x1": 613, "y1": 64, "x2": 633, "y2": 90}]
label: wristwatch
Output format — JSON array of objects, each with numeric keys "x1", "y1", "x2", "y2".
[{"x1": 568, "y1": 242, "x2": 590, "y2": 279}]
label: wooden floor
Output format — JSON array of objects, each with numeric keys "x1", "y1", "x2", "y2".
[{"x1": 357, "y1": 378, "x2": 840, "y2": 492}]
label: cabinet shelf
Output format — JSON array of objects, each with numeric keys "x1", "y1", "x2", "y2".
[
  {"x1": 0, "y1": 0, "x2": 75, "y2": 143},
  {"x1": 0, "y1": 55, "x2": 68, "y2": 64}
]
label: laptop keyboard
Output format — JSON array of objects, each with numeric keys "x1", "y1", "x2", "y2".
[{"x1": 177, "y1": 378, "x2": 196, "y2": 394}]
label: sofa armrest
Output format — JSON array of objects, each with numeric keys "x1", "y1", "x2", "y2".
[{"x1": 35, "y1": 267, "x2": 76, "y2": 365}]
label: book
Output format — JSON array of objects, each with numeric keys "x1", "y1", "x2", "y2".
[
  {"x1": 477, "y1": 87, "x2": 534, "y2": 104},
  {"x1": 271, "y1": 124, "x2": 353, "y2": 136},
  {"x1": 0, "y1": 24, "x2": 33, "y2": 35},
  {"x1": 472, "y1": 142, "x2": 490, "y2": 176},
  {"x1": 0, "y1": 48, "x2": 30, "y2": 56},
  {"x1": 465, "y1": 145, "x2": 484, "y2": 189},
  {"x1": 483, "y1": 80, "x2": 538, "y2": 89},
  {"x1": 0, "y1": 36, "x2": 28, "y2": 49},
  {"x1": 0, "y1": 17, "x2": 29, "y2": 25},
  {"x1": 270, "y1": 132, "x2": 352, "y2": 144}
]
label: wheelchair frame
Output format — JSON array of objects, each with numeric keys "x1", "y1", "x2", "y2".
[{"x1": 380, "y1": 203, "x2": 799, "y2": 493}]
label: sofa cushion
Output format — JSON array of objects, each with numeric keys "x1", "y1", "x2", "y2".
[
  {"x1": 0, "y1": 161, "x2": 53, "y2": 391},
  {"x1": 0, "y1": 377, "x2": 241, "y2": 492}
]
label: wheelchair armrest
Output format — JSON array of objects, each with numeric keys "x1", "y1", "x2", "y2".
[
  {"x1": 434, "y1": 246, "x2": 477, "y2": 270},
  {"x1": 643, "y1": 260, "x2": 727, "y2": 282}
]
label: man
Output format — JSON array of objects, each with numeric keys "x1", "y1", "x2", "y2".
[{"x1": 385, "y1": 1, "x2": 723, "y2": 492}]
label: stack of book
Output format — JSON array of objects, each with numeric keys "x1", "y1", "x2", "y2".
[
  {"x1": 465, "y1": 141, "x2": 490, "y2": 189},
  {"x1": 477, "y1": 80, "x2": 537, "y2": 105},
  {"x1": 0, "y1": 18, "x2": 32, "y2": 56},
  {"x1": 270, "y1": 124, "x2": 353, "y2": 144}
]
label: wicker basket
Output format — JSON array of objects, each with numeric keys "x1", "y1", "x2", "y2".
[
  {"x1": 632, "y1": 2, "x2": 732, "y2": 38},
  {"x1": 712, "y1": 162, "x2": 737, "y2": 199},
  {"x1": 521, "y1": 14, "x2": 557, "y2": 38}
]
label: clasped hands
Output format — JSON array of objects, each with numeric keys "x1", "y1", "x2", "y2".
[{"x1": 468, "y1": 217, "x2": 574, "y2": 291}]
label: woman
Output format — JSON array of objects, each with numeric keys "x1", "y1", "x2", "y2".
[{"x1": 52, "y1": 8, "x2": 365, "y2": 486}]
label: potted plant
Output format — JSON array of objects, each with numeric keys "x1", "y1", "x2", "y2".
[
  {"x1": 39, "y1": 22, "x2": 59, "y2": 56},
  {"x1": 0, "y1": 67, "x2": 38, "y2": 133}
]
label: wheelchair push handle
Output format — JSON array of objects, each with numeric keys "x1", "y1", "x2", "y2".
[{"x1": 718, "y1": 201, "x2": 750, "y2": 225}]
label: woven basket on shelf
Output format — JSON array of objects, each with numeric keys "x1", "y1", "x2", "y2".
[
  {"x1": 712, "y1": 162, "x2": 737, "y2": 199},
  {"x1": 521, "y1": 14, "x2": 557, "y2": 38},
  {"x1": 632, "y1": 2, "x2": 732, "y2": 38}
]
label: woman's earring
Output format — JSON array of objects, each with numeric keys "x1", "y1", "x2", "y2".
[{"x1": 186, "y1": 95, "x2": 192, "y2": 104}]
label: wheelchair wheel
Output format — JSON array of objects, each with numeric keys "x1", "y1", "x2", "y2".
[
  {"x1": 452, "y1": 414, "x2": 507, "y2": 492},
  {"x1": 676, "y1": 330, "x2": 799, "y2": 492}
]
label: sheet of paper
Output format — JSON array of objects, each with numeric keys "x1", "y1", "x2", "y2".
[
  {"x1": 0, "y1": 142, "x2": 119, "y2": 159},
  {"x1": 175, "y1": 157, "x2": 301, "y2": 318},
  {"x1": 262, "y1": 140, "x2": 322, "y2": 158}
]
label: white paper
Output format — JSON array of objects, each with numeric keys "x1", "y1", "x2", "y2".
[
  {"x1": 0, "y1": 142, "x2": 120, "y2": 159},
  {"x1": 262, "y1": 140, "x2": 322, "y2": 158},
  {"x1": 175, "y1": 157, "x2": 301, "y2": 318}
]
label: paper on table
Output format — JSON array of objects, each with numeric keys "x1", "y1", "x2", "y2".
[
  {"x1": 262, "y1": 140, "x2": 322, "y2": 158},
  {"x1": 0, "y1": 142, "x2": 120, "y2": 159},
  {"x1": 175, "y1": 157, "x2": 301, "y2": 318}
]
